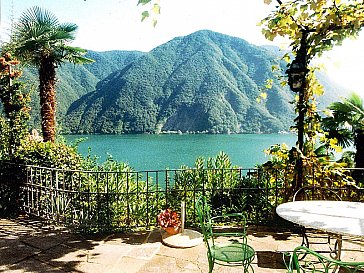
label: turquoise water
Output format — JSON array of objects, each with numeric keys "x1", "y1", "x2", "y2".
[{"x1": 64, "y1": 134, "x2": 296, "y2": 171}]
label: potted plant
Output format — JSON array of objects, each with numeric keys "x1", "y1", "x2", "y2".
[{"x1": 157, "y1": 208, "x2": 181, "y2": 235}]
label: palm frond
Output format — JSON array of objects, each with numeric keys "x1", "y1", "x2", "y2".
[
  {"x1": 65, "y1": 55, "x2": 95, "y2": 64},
  {"x1": 53, "y1": 45, "x2": 94, "y2": 65},
  {"x1": 10, "y1": 6, "x2": 90, "y2": 66},
  {"x1": 322, "y1": 114, "x2": 354, "y2": 149},
  {"x1": 345, "y1": 93, "x2": 364, "y2": 118},
  {"x1": 16, "y1": 6, "x2": 59, "y2": 33},
  {"x1": 59, "y1": 23, "x2": 78, "y2": 34},
  {"x1": 314, "y1": 144, "x2": 330, "y2": 157},
  {"x1": 48, "y1": 23, "x2": 78, "y2": 42},
  {"x1": 47, "y1": 29, "x2": 75, "y2": 43},
  {"x1": 333, "y1": 129, "x2": 354, "y2": 148},
  {"x1": 30, "y1": 6, "x2": 58, "y2": 27}
]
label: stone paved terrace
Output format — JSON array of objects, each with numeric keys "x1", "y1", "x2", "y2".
[{"x1": 1, "y1": 216, "x2": 363, "y2": 273}]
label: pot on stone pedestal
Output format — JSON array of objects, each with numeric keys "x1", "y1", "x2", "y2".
[{"x1": 164, "y1": 226, "x2": 180, "y2": 235}]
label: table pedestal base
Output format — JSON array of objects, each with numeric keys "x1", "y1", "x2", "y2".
[{"x1": 161, "y1": 229, "x2": 203, "y2": 248}]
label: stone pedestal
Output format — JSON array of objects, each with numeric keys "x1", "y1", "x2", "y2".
[{"x1": 161, "y1": 229, "x2": 203, "y2": 248}]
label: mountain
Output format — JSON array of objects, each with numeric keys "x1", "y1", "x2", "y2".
[
  {"x1": 21, "y1": 50, "x2": 145, "y2": 128},
  {"x1": 12, "y1": 30, "x2": 348, "y2": 134},
  {"x1": 64, "y1": 30, "x2": 296, "y2": 134}
]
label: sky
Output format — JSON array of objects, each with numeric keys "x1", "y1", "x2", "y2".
[{"x1": 1, "y1": 0, "x2": 364, "y2": 98}]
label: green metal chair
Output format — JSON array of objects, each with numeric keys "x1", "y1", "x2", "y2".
[
  {"x1": 284, "y1": 246, "x2": 364, "y2": 273},
  {"x1": 196, "y1": 195, "x2": 255, "y2": 273}
]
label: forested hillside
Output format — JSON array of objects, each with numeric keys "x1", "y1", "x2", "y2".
[
  {"x1": 65, "y1": 30, "x2": 296, "y2": 134},
  {"x1": 22, "y1": 50, "x2": 144, "y2": 128},
  {"x1": 16, "y1": 30, "x2": 347, "y2": 134}
]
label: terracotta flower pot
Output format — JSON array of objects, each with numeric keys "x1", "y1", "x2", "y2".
[{"x1": 164, "y1": 226, "x2": 180, "y2": 235}]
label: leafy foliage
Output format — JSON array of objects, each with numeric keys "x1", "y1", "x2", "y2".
[
  {"x1": 67, "y1": 158, "x2": 162, "y2": 232},
  {"x1": 0, "y1": 52, "x2": 31, "y2": 157},
  {"x1": 138, "y1": 0, "x2": 161, "y2": 27},
  {"x1": 322, "y1": 93, "x2": 364, "y2": 183},
  {"x1": 168, "y1": 152, "x2": 272, "y2": 225},
  {"x1": 260, "y1": 0, "x2": 364, "y2": 191},
  {"x1": 322, "y1": 93, "x2": 364, "y2": 145},
  {"x1": 12, "y1": 139, "x2": 85, "y2": 169},
  {"x1": 261, "y1": 143, "x2": 354, "y2": 197},
  {"x1": 261, "y1": 1, "x2": 364, "y2": 62}
]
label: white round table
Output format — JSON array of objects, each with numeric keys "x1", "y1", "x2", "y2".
[{"x1": 276, "y1": 200, "x2": 364, "y2": 237}]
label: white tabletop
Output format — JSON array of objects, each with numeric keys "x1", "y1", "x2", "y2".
[{"x1": 276, "y1": 201, "x2": 364, "y2": 237}]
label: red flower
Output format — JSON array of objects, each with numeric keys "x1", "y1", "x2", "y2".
[{"x1": 157, "y1": 208, "x2": 181, "y2": 228}]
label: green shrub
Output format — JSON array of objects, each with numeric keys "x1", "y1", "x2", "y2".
[
  {"x1": 70, "y1": 158, "x2": 163, "y2": 232},
  {"x1": 0, "y1": 116, "x2": 10, "y2": 159},
  {"x1": 169, "y1": 152, "x2": 271, "y2": 225},
  {"x1": 12, "y1": 139, "x2": 85, "y2": 169}
]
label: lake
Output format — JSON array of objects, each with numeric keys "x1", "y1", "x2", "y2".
[{"x1": 64, "y1": 134, "x2": 296, "y2": 171}]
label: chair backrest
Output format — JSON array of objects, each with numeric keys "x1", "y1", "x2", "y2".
[
  {"x1": 293, "y1": 186, "x2": 342, "y2": 201},
  {"x1": 196, "y1": 196, "x2": 214, "y2": 251},
  {"x1": 285, "y1": 246, "x2": 364, "y2": 273}
]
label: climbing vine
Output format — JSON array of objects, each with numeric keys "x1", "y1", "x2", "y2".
[
  {"x1": 260, "y1": 0, "x2": 364, "y2": 190},
  {"x1": 138, "y1": 0, "x2": 161, "y2": 26},
  {"x1": 0, "y1": 52, "x2": 31, "y2": 157}
]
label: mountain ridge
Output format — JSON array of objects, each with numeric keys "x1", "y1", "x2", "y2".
[
  {"x1": 12, "y1": 30, "x2": 348, "y2": 134},
  {"x1": 64, "y1": 30, "x2": 295, "y2": 134}
]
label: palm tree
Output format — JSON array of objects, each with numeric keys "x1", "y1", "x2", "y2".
[
  {"x1": 322, "y1": 93, "x2": 364, "y2": 182},
  {"x1": 8, "y1": 6, "x2": 93, "y2": 142}
]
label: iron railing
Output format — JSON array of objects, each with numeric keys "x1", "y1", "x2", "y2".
[{"x1": 0, "y1": 162, "x2": 363, "y2": 232}]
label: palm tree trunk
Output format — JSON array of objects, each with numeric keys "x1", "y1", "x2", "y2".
[
  {"x1": 39, "y1": 53, "x2": 56, "y2": 142},
  {"x1": 353, "y1": 129, "x2": 364, "y2": 183}
]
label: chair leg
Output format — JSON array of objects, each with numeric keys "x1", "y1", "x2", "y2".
[
  {"x1": 208, "y1": 263, "x2": 213, "y2": 273},
  {"x1": 296, "y1": 228, "x2": 310, "y2": 261},
  {"x1": 301, "y1": 227, "x2": 309, "y2": 248},
  {"x1": 243, "y1": 258, "x2": 254, "y2": 273},
  {"x1": 208, "y1": 254, "x2": 214, "y2": 273},
  {"x1": 329, "y1": 235, "x2": 342, "y2": 260}
]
